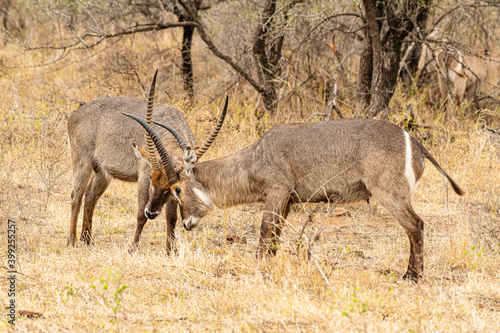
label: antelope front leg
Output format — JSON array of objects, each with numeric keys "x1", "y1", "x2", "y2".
[
  {"x1": 164, "y1": 195, "x2": 178, "y2": 254},
  {"x1": 257, "y1": 195, "x2": 290, "y2": 258},
  {"x1": 128, "y1": 175, "x2": 150, "y2": 253}
]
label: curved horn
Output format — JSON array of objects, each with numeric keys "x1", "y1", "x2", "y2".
[
  {"x1": 122, "y1": 112, "x2": 178, "y2": 185},
  {"x1": 153, "y1": 122, "x2": 190, "y2": 151},
  {"x1": 196, "y1": 96, "x2": 228, "y2": 159},
  {"x1": 154, "y1": 122, "x2": 197, "y2": 174},
  {"x1": 145, "y1": 69, "x2": 161, "y2": 171},
  {"x1": 174, "y1": 162, "x2": 185, "y2": 174}
]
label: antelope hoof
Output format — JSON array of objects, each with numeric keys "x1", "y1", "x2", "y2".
[
  {"x1": 67, "y1": 236, "x2": 76, "y2": 247},
  {"x1": 182, "y1": 217, "x2": 199, "y2": 231},
  {"x1": 256, "y1": 246, "x2": 271, "y2": 259},
  {"x1": 402, "y1": 270, "x2": 421, "y2": 283},
  {"x1": 165, "y1": 244, "x2": 178, "y2": 256},
  {"x1": 80, "y1": 231, "x2": 93, "y2": 245},
  {"x1": 145, "y1": 209, "x2": 158, "y2": 220},
  {"x1": 127, "y1": 241, "x2": 138, "y2": 254}
]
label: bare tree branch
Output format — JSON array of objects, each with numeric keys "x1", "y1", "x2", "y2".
[{"x1": 178, "y1": 0, "x2": 265, "y2": 93}]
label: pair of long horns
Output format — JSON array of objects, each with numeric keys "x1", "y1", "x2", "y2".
[
  {"x1": 153, "y1": 95, "x2": 228, "y2": 174},
  {"x1": 123, "y1": 71, "x2": 228, "y2": 185},
  {"x1": 145, "y1": 69, "x2": 162, "y2": 172},
  {"x1": 124, "y1": 113, "x2": 179, "y2": 185}
]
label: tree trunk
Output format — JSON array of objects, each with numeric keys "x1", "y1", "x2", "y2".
[
  {"x1": 356, "y1": 0, "x2": 432, "y2": 118},
  {"x1": 368, "y1": 32, "x2": 404, "y2": 118},
  {"x1": 252, "y1": 0, "x2": 279, "y2": 115},
  {"x1": 261, "y1": 86, "x2": 278, "y2": 115},
  {"x1": 400, "y1": 6, "x2": 431, "y2": 87},
  {"x1": 181, "y1": 23, "x2": 195, "y2": 103},
  {"x1": 179, "y1": 0, "x2": 300, "y2": 116},
  {"x1": 1, "y1": 0, "x2": 9, "y2": 32},
  {"x1": 355, "y1": 26, "x2": 373, "y2": 115}
]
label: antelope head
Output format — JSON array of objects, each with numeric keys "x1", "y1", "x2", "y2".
[
  {"x1": 132, "y1": 142, "x2": 175, "y2": 220},
  {"x1": 123, "y1": 95, "x2": 228, "y2": 226},
  {"x1": 133, "y1": 70, "x2": 169, "y2": 220},
  {"x1": 168, "y1": 170, "x2": 214, "y2": 231},
  {"x1": 124, "y1": 69, "x2": 176, "y2": 219}
]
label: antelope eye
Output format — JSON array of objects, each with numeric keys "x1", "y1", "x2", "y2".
[
  {"x1": 149, "y1": 174, "x2": 152, "y2": 180},
  {"x1": 175, "y1": 187, "x2": 181, "y2": 195}
]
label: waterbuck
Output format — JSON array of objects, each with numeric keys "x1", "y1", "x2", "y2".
[
  {"x1": 67, "y1": 71, "x2": 226, "y2": 251},
  {"x1": 125, "y1": 113, "x2": 465, "y2": 282},
  {"x1": 435, "y1": 47, "x2": 500, "y2": 105}
]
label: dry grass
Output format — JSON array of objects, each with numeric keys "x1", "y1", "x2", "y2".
[{"x1": 1, "y1": 33, "x2": 500, "y2": 332}]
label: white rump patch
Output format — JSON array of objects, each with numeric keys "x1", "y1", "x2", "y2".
[
  {"x1": 193, "y1": 187, "x2": 212, "y2": 207},
  {"x1": 404, "y1": 131, "x2": 417, "y2": 193}
]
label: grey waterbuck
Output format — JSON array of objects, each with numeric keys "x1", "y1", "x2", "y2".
[
  {"x1": 67, "y1": 70, "x2": 226, "y2": 251},
  {"x1": 126, "y1": 113, "x2": 465, "y2": 282}
]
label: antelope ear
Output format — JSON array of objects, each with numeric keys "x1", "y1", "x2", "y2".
[
  {"x1": 183, "y1": 147, "x2": 197, "y2": 175},
  {"x1": 132, "y1": 143, "x2": 151, "y2": 167},
  {"x1": 436, "y1": 51, "x2": 447, "y2": 70}
]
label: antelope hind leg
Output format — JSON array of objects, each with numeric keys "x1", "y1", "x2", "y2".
[
  {"x1": 68, "y1": 163, "x2": 92, "y2": 247},
  {"x1": 81, "y1": 171, "x2": 111, "y2": 245}
]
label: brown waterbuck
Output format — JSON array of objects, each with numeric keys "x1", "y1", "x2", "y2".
[
  {"x1": 124, "y1": 108, "x2": 465, "y2": 282},
  {"x1": 67, "y1": 70, "x2": 227, "y2": 251},
  {"x1": 436, "y1": 47, "x2": 500, "y2": 105}
]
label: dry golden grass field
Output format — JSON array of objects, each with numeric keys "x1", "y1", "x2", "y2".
[{"x1": 1, "y1": 33, "x2": 500, "y2": 332}]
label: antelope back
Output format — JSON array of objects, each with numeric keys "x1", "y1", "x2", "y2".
[{"x1": 68, "y1": 96, "x2": 195, "y2": 182}]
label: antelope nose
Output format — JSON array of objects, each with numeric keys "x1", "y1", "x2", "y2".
[{"x1": 145, "y1": 209, "x2": 158, "y2": 220}]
